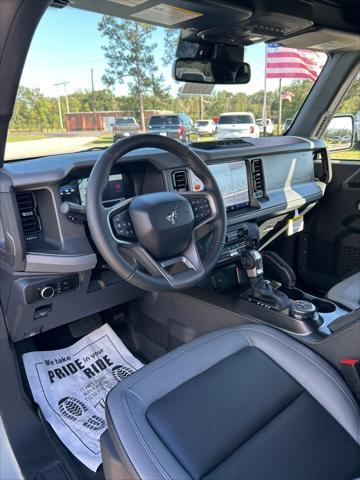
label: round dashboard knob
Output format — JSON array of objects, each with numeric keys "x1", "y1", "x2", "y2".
[
  {"x1": 40, "y1": 286, "x2": 55, "y2": 299},
  {"x1": 289, "y1": 300, "x2": 316, "y2": 320}
]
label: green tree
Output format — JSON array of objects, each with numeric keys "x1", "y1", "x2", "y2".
[
  {"x1": 337, "y1": 75, "x2": 360, "y2": 115},
  {"x1": 162, "y1": 29, "x2": 179, "y2": 66},
  {"x1": 98, "y1": 16, "x2": 164, "y2": 130}
]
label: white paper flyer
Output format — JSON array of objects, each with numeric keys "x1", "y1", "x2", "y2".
[{"x1": 23, "y1": 323, "x2": 143, "y2": 472}]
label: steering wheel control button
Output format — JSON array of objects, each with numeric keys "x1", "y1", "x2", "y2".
[
  {"x1": 190, "y1": 197, "x2": 211, "y2": 223},
  {"x1": 111, "y1": 211, "x2": 136, "y2": 240},
  {"x1": 289, "y1": 300, "x2": 317, "y2": 320},
  {"x1": 40, "y1": 286, "x2": 55, "y2": 299}
]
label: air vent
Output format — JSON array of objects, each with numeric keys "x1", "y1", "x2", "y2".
[
  {"x1": 314, "y1": 114, "x2": 329, "y2": 137},
  {"x1": 172, "y1": 170, "x2": 188, "y2": 191},
  {"x1": 251, "y1": 159, "x2": 265, "y2": 198},
  {"x1": 16, "y1": 192, "x2": 42, "y2": 242}
]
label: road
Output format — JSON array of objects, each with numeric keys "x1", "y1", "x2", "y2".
[{"x1": 5, "y1": 134, "x2": 99, "y2": 161}]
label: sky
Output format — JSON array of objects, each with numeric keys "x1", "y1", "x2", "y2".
[{"x1": 21, "y1": 5, "x2": 286, "y2": 100}]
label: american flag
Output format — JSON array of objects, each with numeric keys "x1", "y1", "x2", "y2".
[{"x1": 266, "y1": 44, "x2": 326, "y2": 82}]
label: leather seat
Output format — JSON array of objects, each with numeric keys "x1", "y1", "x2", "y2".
[
  {"x1": 327, "y1": 272, "x2": 360, "y2": 310},
  {"x1": 102, "y1": 325, "x2": 360, "y2": 480}
]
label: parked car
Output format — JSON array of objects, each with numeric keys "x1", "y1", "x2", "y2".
[
  {"x1": 256, "y1": 118, "x2": 274, "y2": 135},
  {"x1": 194, "y1": 119, "x2": 217, "y2": 136},
  {"x1": 113, "y1": 117, "x2": 141, "y2": 141},
  {"x1": 147, "y1": 113, "x2": 193, "y2": 142},
  {"x1": 216, "y1": 112, "x2": 259, "y2": 140}
]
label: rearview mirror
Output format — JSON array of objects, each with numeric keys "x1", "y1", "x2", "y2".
[
  {"x1": 324, "y1": 114, "x2": 354, "y2": 152},
  {"x1": 173, "y1": 58, "x2": 251, "y2": 84}
]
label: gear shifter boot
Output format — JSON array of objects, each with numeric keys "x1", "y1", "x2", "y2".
[
  {"x1": 248, "y1": 276, "x2": 291, "y2": 311},
  {"x1": 240, "y1": 250, "x2": 291, "y2": 311}
]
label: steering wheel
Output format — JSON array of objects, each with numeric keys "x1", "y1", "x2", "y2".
[{"x1": 86, "y1": 134, "x2": 226, "y2": 292}]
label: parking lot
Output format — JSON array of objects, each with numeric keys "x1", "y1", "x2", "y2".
[{"x1": 5, "y1": 133, "x2": 101, "y2": 161}]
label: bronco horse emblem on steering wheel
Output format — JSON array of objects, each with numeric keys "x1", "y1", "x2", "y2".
[{"x1": 166, "y1": 204, "x2": 179, "y2": 225}]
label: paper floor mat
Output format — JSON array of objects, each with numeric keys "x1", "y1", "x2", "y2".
[{"x1": 23, "y1": 323, "x2": 143, "y2": 472}]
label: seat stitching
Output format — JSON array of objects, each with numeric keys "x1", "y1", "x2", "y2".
[
  {"x1": 113, "y1": 323, "x2": 360, "y2": 479},
  {"x1": 118, "y1": 329, "x2": 251, "y2": 479},
  {"x1": 241, "y1": 326, "x2": 360, "y2": 413},
  {"x1": 121, "y1": 391, "x2": 172, "y2": 480},
  {"x1": 240, "y1": 327, "x2": 360, "y2": 413},
  {"x1": 122, "y1": 328, "x2": 249, "y2": 390},
  {"x1": 240, "y1": 326, "x2": 360, "y2": 442}
]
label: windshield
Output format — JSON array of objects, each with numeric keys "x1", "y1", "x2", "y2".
[
  {"x1": 149, "y1": 116, "x2": 179, "y2": 126},
  {"x1": 218, "y1": 115, "x2": 253, "y2": 125},
  {"x1": 196, "y1": 121, "x2": 210, "y2": 126},
  {"x1": 115, "y1": 118, "x2": 136, "y2": 125},
  {"x1": 4, "y1": 6, "x2": 327, "y2": 161}
]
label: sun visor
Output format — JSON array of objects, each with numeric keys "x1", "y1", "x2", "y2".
[
  {"x1": 67, "y1": 0, "x2": 251, "y2": 30},
  {"x1": 279, "y1": 28, "x2": 360, "y2": 53}
]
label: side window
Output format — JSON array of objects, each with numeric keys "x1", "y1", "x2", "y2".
[{"x1": 325, "y1": 68, "x2": 360, "y2": 161}]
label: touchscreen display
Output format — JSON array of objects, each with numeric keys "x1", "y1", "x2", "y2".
[{"x1": 190, "y1": 161, "x2": 249, "y2": 211}]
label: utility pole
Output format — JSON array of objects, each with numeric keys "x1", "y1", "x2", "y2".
[
  {"x1": 262, "y1": 44, "x2": 268, "y2": 137},
  {"x1": 54, "y1": 83, "x2": 63, "y2": 130},
  {"x1": 277, "y1": 78, "x2": 283, "y2": 135},
  {"x1": 54, "y1": 81, "x2": 69, "y2": 130},
  {"x1": 199, "y1": 95, "x2": 204, "y2": 119},
  {"x1": 63, "y1": 82, "x2": 70, "y2": 113},
  {"x1": 91, "y1": 68, "x2": 97, "y2": 131}
]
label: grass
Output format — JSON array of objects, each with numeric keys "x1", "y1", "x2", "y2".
[
  {"x1": 88, "y1": 135, "x2": 114, "y2": 147},
  {"x1": 330, "y1": 149, "x2": 360, "y2": 160},
  {"x1": 7, "y1": 134, "x2": 45, "y2": 142}
]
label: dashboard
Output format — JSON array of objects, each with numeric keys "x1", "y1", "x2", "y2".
[{"x1": 0, "y1": 136, "x2": 330, "y2": 341}]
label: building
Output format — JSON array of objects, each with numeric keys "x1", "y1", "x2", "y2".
[{"x1": 64, "y1": 110, "x2": 173, "y2": 132}]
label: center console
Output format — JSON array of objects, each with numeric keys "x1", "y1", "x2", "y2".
[{"x1": 204, "y1": 219, "x2": 350, "y2": 338}]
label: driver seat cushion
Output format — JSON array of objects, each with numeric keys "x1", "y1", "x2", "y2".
[{"x1": 104, "y1": 325, "x2": 360, "y2": 480}]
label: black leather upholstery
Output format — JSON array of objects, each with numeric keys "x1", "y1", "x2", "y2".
[{"x1": 104, "y1": 325, "x2": 360, "y2": 479}]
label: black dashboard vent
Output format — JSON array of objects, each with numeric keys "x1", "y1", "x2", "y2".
[
  {"x1": 251, "y1": 159, "x2": 265, "y2": 198},
  {"x1": 16, "y1": 192, "x2": 42, "y2": 242},
  {"x1": 172, "y1": 170, "x2": 188, "y2": 191}
]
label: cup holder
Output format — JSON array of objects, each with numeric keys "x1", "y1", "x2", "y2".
[
  {"x1": 282, "y1": 287, "x2": 337, "y2": 313},
  {"x1": 311, "y1": 298, "x2": 336, "y2": 313}
]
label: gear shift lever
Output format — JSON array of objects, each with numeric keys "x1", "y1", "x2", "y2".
[
  {"x1": 240, "y1": 249, "x2": 264, "y2": 278},
  {"x1": 240, "y1": 249, "x2": 291, "y2": 311}
]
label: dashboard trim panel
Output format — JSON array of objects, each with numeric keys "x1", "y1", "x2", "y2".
[{"x1": 25, "y1": 252, "x2": 97, "y2": 273}]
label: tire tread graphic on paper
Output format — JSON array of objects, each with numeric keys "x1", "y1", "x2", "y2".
[
  {"x1": 112, "y1": 365, "x2": 134, "y2": 382},
  {"x1": 83, "y1": 415, "x2": 106, "y2": 431},
  {"x1": 58, "y1": 396, "x2": 88, "y2": 421}
]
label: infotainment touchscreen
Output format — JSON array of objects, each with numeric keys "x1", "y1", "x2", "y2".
[{"x1": 190, "y1": 160, "x2": 249, "y2": 211}]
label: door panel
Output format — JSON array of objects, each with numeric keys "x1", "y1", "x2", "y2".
[{"x1": 297, "y1": 161, "x2": 360, "y2": 291}]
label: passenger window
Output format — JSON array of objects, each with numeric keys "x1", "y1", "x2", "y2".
[{"x1": 327, "y1": 68, "x2": 360, "y2": 161}]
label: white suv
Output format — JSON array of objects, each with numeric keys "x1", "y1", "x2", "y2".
[{"x1": 216, "y1": 112, "x2": 259, "y2": 140}]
